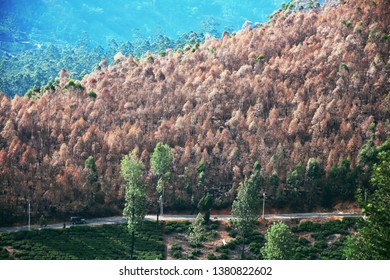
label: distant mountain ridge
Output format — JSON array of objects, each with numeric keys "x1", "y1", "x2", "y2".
[{"x1": 0, "y1": 0, "x2": 285, "y2": 97}]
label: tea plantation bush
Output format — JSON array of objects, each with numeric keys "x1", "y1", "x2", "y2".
[
  {"x1": 164, "y1": 221, "x2": 191, "y2": 234},
  {"x1": 221, "y1": 218, "x2": 359, "y2": 260},
  {"x1": 0, "y1": 222, "x2": 163, "y2": 260},
  {"x1": 290, "y1": 218, "x2": 360, "y2": 260}
]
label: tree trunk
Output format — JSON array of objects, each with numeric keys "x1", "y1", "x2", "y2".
[
  {"x1": 131, "y1": 194, "x2": 135, "y2": 259},
  {"x1": 241, "y1": 235, "x2": 246, "y2": 259},
  {"x1": 156, "y1": 202, "x2": 160, "y2": 224},
  {"x1": 131, "y1": 229, "x2": 135, "y2": 260}
]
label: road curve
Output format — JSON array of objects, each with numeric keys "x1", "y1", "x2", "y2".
[{"x1": 0, "y1": 212, "x2": 363, "y2": 233}]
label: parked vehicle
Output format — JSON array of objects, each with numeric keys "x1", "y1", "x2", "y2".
[{"x1": 70, "y1": 216, "x2": 86, "y2": 225}]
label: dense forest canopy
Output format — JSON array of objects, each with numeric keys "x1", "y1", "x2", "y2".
[
  {"x1": 0, "y1": 0, "x2": 389, "y2": 225},
  {"x1": 0, "y1": 0, "x2": 284, "y2": 97}
]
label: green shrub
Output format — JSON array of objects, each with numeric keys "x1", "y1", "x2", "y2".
[
  {"x1": 314, "y1": 240, "x2": 328, "y2": 250},
  {"x1": 293, "y1": 221, "x2": 321, "y2": 233},
  {"x1": 208, "y1": 223, "x2": 219, "y2": 231},
  {"x1": 87, "y1": 91, "x2": 97, "y2": 98},
  {"x1": 64, "y1": 80, "x2": 84, "y2": 91},
  {"x1": 298, "y1": 237, "x2": 310, "y2": 245},
  {"x1": 311, "y1": 232, "x2": 325, "y2": 240},
  {"x1": 26, "y1": 89, "x2": 34, "y2": 99},
  {"x1": 74, "y1": 82, "x2": 85, "y2": 91},
  {"x1": 281, "y1": 1, "x2": 295, "y2": 10},
  {"x1": 192, "y1": 249, "x2": 202, "y2": 256},
  {"x1": 234, "y1": 236, "x2": 244, "y2": 244},
  {"x1": 208, "y1": 253, "x2": 217, "y2": 260},
  {"x1": 175, "y1": 226, "x2": 185, "y2": 232},
  {"x1": 256, "y1": 55, "x2": 264, "y2": 62},
  {"x1": 44, "y1": 81, "x2": 55, "y2": 91},
  {"x1": 340, "y1": 63, "x2": 349, "y2": 71},
  {"x1": 12, "y1": 231, "x2": 27, "y2": 241},
  {"x1": 380, "y1": 34, "x2": 390, "y2": 43},
  {"x1": 147, "y1": 56, "x2": 154, "y2": 63},
  {"x1": 249, "y1": 242, "x2": 261, "y2": 256},
  {"x1": 209, "y1": 230, "x2": 218, "y2": 239},
  {"x1": 224, "y1": 240, "x2": 237, "y2": 250},
  {"x1": 293, "y1": 252, "x2": 306, "y2": 260},
  {"x1": 193, "y1": 42, "x2": 200, "y2": 51},
  {"x1": 0, "y1": 248, "x2": 10, "y2": 259},
  {"x1": 171, "y1": 244, "x2": 182, "y2": 251},
  {"x1": 32, "y1": 85, "x2": 41, "y2": 92},
  {"x1": 342, "y1": 218, "x2": 358, "y2": 229},
  {"x1": 165, "y1": 221, "x2": 190, "y2": 233},
  {"x1": 213, "y1": 199, "x2": 230, "y2": 210},
  {"x1": 172, "y1": 251, "x2": 182, "y2": 259},
  {"x1": 219, "y1": 252, "x2": 229, "y2": 260},
  {"x1": 341, "y1": 20, "x2": 353, "y2": 28},
  {"x1": 228, "y1": 230, "x2": 237, "y2": 238},
  {"x1": 64, "y1": 79, "x2": 75, "y2": 89},
  {"x1": 247, "y1": 231, "x2": 265, "y2": 243}
]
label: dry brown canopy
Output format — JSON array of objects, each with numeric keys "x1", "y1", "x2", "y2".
[{"x1": 0, "y1": 0, "x2": 388, "y2": 221}]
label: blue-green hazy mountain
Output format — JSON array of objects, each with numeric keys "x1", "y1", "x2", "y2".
[{"x1": 0, "y1": 0, "x2": 285, "y2": 96}]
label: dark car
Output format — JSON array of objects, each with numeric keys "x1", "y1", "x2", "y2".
[{"x1": 70, "y1": 216, "x2": 86, "y2": 225}]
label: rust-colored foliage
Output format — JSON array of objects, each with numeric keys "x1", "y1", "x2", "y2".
[{"x1": 0, "y1": 0, "x2": 388, "y2": 223}]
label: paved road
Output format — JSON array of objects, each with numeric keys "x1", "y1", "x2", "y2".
[{"x1": 0, "y1": 212, "x2": 362, "y2": 233}]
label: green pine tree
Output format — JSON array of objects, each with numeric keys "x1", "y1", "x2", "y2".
[
  {"x1": 344, "y1": 138, "x2": 390, "y2": 259},
  {"x1": 232, "y1": 166, "x2": 261, "y2": 258},
  {"x1": 151, "y1": 143, "x2": 172, "y2": 220},
  {"x1": 188, "y1": 213, "x2": 205, "y2": 252},
  {"x1": 121, "y1": 150, "x2": 146, "y2": 259}
]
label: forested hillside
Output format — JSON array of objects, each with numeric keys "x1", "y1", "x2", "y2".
[{"x1": 0, "y1": 0, "x2": 388, "y2": 225}]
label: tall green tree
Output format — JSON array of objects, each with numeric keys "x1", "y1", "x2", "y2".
[
  {"x1": 232, "y1": 166, "x2": 261, "y2": 258},
  {"x1": 286, "y1": 162, "x2": 305, "y2": 211},
  {"x1": 197, "y1": 159, "x2": 206, "y2": 186},
  {"x1": 121, "y1": 150, "x2": 146, "y2": 260},
  {"x1": 357, "y1": 123, "x2": 377, "y2": 196},
  {"x1": 305, "y1": 159, "x2": 324, "y2": 210},
  {"x1": 188, "y1": 213, "x2": 205, "y2": 252},
  {"x1": 327, "y1": 158, "x2": 357, "y2": 204},
  {"x1": 85, "y1": 156, "x2": 98, "y2": 184},
  {"x1": 344, "y1": 138, "x2": 390, "y2": 259},
  {"x1": 251, "y1": 160, "x2": 263, "y2": 187},
  {"x1": 39, "y1": 215, "x2": 47, "y2": 227},
  {"x1": 85, "y1": 155, "x2": 99, "y2": 206},
  {"x1": 261, "y1": 221, "x2": 296, "y2": 260},
  {"x1": 151, "y1": 143, "x2": 172, "y2": 220}
]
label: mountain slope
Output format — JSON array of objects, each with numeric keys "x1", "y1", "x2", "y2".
[{"x1": 0, "y1": 0, "x2": 388, "y2": 225}]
